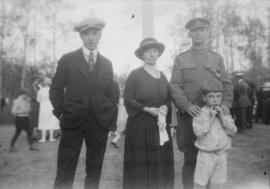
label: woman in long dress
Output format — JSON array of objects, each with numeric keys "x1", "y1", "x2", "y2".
[
  {"x1": 123, "y1": 38, "x2": 174, "y2": 189},
  {"x1": 37, "y1": 78, "x2": 59, "y2": 142}
]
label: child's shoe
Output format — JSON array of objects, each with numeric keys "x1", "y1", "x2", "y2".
[
  {"x1": 49, "y1": 138, "x2": 56, "y2": 142},
  {"x1": 38, "y1": 139, "x2": 46, "y2": 143}
]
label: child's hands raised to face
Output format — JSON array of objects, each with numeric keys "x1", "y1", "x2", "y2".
[{"x1": 209, "y1": 107, "x2": 218, "y2": 118}]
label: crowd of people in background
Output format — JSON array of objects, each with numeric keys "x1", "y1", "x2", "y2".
[{"x1": 230, "y1": 71, "x2": 270, "y2": 133}]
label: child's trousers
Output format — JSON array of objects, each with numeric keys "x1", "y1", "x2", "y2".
[{"x1": 10, "y1": 116, "x2": 33, "y2": 146}]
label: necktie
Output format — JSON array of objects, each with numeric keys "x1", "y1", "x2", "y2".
[{"x1": 88, "y1": 51, "x2": 94, "y2": 71}]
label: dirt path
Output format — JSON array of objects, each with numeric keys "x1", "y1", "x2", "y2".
[{"x1": 0, "y1": 123, "x2": 269, "y2": 189}]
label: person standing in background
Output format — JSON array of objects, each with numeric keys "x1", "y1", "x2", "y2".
[
  {"x1": 231, "y1": 72, "x2": 251, "y2": 133},
  {"x1": 30, "y1": 72, "x2": 46, "y2": 140},
  {"x1": 9, "y1": 89, "x2": 40, "y2": 152},
  {"x1": 245, "y1": 78, "x2": 256, "y2": 129},
  {"x1": 37, "y1": 77, "x2": 59, "y2": 142},
  {"x1": 170, "y1": 18, "x2": 233, "y2": 189}
]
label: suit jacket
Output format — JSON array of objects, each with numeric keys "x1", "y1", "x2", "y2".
[{"x1": 49, "y1": 48, "x2": 118, "y2": 131}]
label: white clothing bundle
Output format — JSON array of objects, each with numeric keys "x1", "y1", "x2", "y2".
[{"x1": 157, "y1": 107, "x2": 169, "y2": 146}]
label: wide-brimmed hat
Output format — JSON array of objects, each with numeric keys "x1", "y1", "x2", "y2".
[
  {"x1": 74, "y1": 17, "x2": 105, "y2": 33},
  {"x1": 134, "y1": 38, "x2": 165, "y2": 60},
  {"x1": 185, "y1": 18, "x2": 210, "y2": 31}
]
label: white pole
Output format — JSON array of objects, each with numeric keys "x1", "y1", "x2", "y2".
[{"x1": 142, "y1": 0, "x2": 154, "y2": 38}]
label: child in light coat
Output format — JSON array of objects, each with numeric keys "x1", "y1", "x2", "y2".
[
  {"x1": 193, "y1": 78, "x2": 237, "y2": 189},
  {"x1": 9, "y1": 89, "x2": 40, "y2": 152}
]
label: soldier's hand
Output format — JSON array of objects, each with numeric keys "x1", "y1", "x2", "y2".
[{"x1": 187, "y1": 105, "x2": 201, "y2": 117}]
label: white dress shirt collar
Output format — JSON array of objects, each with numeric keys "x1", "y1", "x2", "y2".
[{"x1": 82, "y1": 46, "x2": 98, "y2": 63}]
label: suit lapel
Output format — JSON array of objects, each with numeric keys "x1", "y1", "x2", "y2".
[{"x1": 73, "y1": 48, "x2": 91, "y2": 82}]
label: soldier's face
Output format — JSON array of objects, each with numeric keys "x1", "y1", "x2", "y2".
[
  {"x1": 143, "y1": 48, "x2": 160, "y2": 65},
  {"x1": 189, "y1": 27, "x2": 208, "y2": 45},
  {"x1": 203, "y1": 92, "x2": 222, "y2": 108},
  {"x1": 80, "y1": 28, "x2": 101, "y2": 50}
]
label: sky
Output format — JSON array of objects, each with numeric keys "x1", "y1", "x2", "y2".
[
  {"x1": 46, "y1": 0, "x2": 269, "y2": 77},
  {"x1": 55, "y1": 0, "x2": 187, "y2": 76}
]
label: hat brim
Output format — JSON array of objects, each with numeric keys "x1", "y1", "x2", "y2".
[
  {"x1": 135, "y1": 43, "x2": 165, "y2": 60},
  {"x1": 74, "y1": 25, "x2": 103, "y2": 33},
  {"x1": 189, "y1": 25, "x2": 208, "y2": 31}
]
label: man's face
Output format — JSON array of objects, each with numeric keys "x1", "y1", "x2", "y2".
[
  {"x1": 203, "y1": 92, "x2": 222, "y2": 108},
  {"x1": 142, "y1": 48, "x2": 160, "y2": 65},
  {"x1": 80, "y1": 28, "x2": 101, "y2": 50},
  {"x1": 189, "y1": 27, "x2": 208, "y2": 45}
]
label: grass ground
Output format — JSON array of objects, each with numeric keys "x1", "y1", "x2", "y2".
[{"x1": 0, "y1": 123, "x2": 269, "y2": 189}]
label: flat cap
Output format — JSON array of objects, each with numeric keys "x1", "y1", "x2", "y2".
[
  {"x1": 185, "y1": 18, "x2": 210, "y2": 31},
  {"x1": 18, "y1": 88, "x2": 31, "y2": 96},
  {"x1": 202, "y1": 78, "x2": 223, "y2": 93},
  {"x1": 74, "y1": 17, "x2": 105, "y2": 33}
]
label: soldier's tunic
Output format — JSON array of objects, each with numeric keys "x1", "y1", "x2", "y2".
[{"x1": 170, "y1": 46, "x2": 233, "y2": 156}]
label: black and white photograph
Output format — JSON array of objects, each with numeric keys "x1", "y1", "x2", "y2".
[{"x1": 0, "y1": 0, "x2": 270, "y2": 189}]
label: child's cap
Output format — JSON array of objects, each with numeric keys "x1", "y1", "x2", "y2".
[
  {"x1": 18, "y1": 88, "x2": 31, "y2": 96},
  {"x1": 202, "y1": 78, "x2": 223, "y2": 94}
]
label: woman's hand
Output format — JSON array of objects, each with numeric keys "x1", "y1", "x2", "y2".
[{"x1": 159, "y1": 105, "x2": 168, "y2": 115}]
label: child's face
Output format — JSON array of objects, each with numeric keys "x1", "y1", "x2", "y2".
[{"x1": 203, "y1": 92, "x2": 222, "y2": 108}]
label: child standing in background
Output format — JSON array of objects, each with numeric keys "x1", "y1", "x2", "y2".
[
  {"x1": 192, "y1": 78, "x2": 237, "y2": 189},
  {"x1": 9, "y1": 89, "x2": 40, "y2": 152}
]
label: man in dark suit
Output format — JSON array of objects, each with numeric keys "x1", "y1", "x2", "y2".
[{"x1": 50, "y1": 17, "x2": 118, "y2": 189}]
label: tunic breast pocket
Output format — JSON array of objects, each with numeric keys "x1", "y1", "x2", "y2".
[{"x1": 181, "y1": 67, "x2": 196, "y2": 83}]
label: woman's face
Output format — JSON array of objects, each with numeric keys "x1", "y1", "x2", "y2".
[{"x1": 142, "y1": 48, "x2": 160, "y2": 65}]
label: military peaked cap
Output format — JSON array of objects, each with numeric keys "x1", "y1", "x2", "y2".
[{"x1": 185, "y1": 18, "x2": 210, "y2": 31}]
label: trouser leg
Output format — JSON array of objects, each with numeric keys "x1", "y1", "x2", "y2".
[
  {"x1": 10, "y1": 117, "x2": 26, "y2": 147},
  {"x1": 177, "y1": 113, "x2": 198, "y2": 189},
  {"x1": 25, "y1": 126, "x2": 34, "y2": 146},
  {"x1": 10, "y1": 128, "x2": 22, "y2": 147},
  {"x1": 84, "y1": 119, "x2": 108, "y2": 189},
  {"x1": 53, "y1": 126, "x2": 84, "y2": 189},
  {"x1": 182, "y1": 149, "x2": 198, "y2": 189}
]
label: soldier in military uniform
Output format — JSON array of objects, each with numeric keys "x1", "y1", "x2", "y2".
[
  {"x1": 231, "y1": 72, "x2": 251, "y2": 132},
  {"x1": 170, "y1": 18, "x2": 233, "y2": 189}
]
